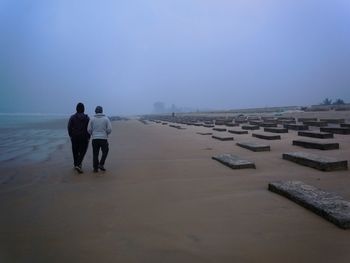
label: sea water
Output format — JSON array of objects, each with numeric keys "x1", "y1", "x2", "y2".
[{"x1": 0, "y1": 114, "x2": 69, "y2": 165}]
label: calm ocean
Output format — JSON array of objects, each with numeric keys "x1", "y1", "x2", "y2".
[{"x1": 0, "y1": 114, "x2": 69, "y2": 165}]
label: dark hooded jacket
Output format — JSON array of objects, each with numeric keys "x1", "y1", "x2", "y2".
[{"x1": 68, "y1": 113, "x2": 90, "y2": 140}]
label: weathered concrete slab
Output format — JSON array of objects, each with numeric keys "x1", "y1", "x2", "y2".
[
  {"x1": 282, "y1": 152, "x2": 348, "y2": 171},
  {"x1": 225, "y1": 122, "x2": 239, "y2": 127},
  {"x1": 284, "y1": 124, "x2": 309, "y2": 130},
  {"x1": 340, "y1": 123, "x2": 350, "y2": 128},
  {"x1": 268, "y1": 181, "x2": 350, "y2": 229},
  {"x1": 298, "y1": 118, "x2": 317, "y2": 122},
  {"x1": 193, "y1": 123, "x2": 203, "y2": 126},
  {"x1": 278, "y1": 119, "x2": 296, "y2": 124},
  {"x1": 321, "y1": 127, "x2": 350, "y2": 135},
  {"x1": 212, "y1": 135, "x2": 234, "y2": 141},
  {"x1": 228, "y1": 129, "x2": 248, "y2": 135},
  {"x1": 252, "y1": 132, "x2": 281, "y2": 140},
  {"x1": 242, "y1": 125, "x2": 260, "y2": 130},
  {"x1": 236, "y1": 142, "x2": 270, "y2": 152},
  {"x1": 260, "y1": 123, "x2": 278, "y2": 127},
  {"x1": 212, "y1": 154, "x2": 256, "y2": 169},
  {"x1": 213, "y1": 127, "x2": 227, "y2": 132},
  {"x1": 247, "y1": 116, "x2": 260, "y2": 121},
  {"x1": 320, "y1": 118, "x2": 345, "y2": 124},
  {"x1": 235, "y1": 119, "x2": 248, "y2": 124},
  {"x1": 204, "y1": 121, "x2": 214, "y2": 125},
  {"x1": 298, "y1": 131, "x2": 334, "y2": 139},
  {"x1": 215, "y1": 120, "x2": 225, "y2": 125},
  {"x1": 280, "y1": 121, "x2": 297, "y2": 125},
  {"x1": 302, "y1": 121, "x2": 328, "y2": 127},
  {"x1": 197, "y1": 132, "x2": 213, "y2": 135},
  {"x1": 264, "y1": 127, "x2": 288, "y2": 133},
  {"x1": 169, "y1": 124, "x2": 186, "y2": 130},
  {"x1": 249, "y1": 120, "x2": 264, "y2": 126},
  {"x1": 292, "y1": 140, "x2": 339, "y2": 150},
  {"x1": 261, "y1": 117, "x2": 277, "y2": 122}
]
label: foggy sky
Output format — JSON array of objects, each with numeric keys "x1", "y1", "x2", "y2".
[{"x1": 1, "y1": 0, "x2": 350, "y2": 115}]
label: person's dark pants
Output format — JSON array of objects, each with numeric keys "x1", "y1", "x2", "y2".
[
  {"x1": 92, "y1": 139, "x2": 109, "y2": 169},
  {"x1": 71, "y1": 137, "x2": 89, "y2": 167}
]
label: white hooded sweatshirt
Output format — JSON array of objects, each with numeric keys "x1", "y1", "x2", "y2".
[{"x1": 87, "y1": 113, "x2": 112, "y2": 139}]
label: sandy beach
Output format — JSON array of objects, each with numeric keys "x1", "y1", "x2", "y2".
[{"x1": 1, "y1": 111, "x2": 350, "y2": 263}]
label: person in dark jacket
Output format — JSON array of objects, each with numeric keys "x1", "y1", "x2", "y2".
[{"x1": 68, "y1": 102, "x2": 90, "y2": 173}]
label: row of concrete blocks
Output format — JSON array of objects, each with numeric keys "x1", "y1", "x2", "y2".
[
  {"x1": 153, "y1": 119, "x2": 350, "y2": 135},
  {"x1": 210, "y1": 133, "x2": 281, "y2": 141},
  {"x1": 224, "y1": 125, "x2": 350, "y2": 135},
  {"x1": 150, "y1": 118, "x2": 350, "y2": 229},
  {"x1": 210, "y1": 134, "x2": 340, "y2": 151},
  {"x1": 213, "y1": 123, "x2": 350, "y2": 135},
  {"x1": 148, "y1": 115, "x2": 348, "y2": 125},
  {"x1": 212, "y1": 154, "x2": 349, "y2": 229},
  {"x1": 238, "y1": 140, "x2": 339, "y2": 151},
  {"x1": 212, "y1": 152, "x2": 348, "y2": 172}
]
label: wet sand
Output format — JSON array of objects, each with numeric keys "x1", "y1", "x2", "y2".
[{"x1": 1, "y1": 112, "x2": 350, "y2": 263}]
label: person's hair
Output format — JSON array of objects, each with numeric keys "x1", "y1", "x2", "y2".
[
  {"x1": 95, "y1": 106, "x2": 103, "y2": 114},
  {"x1": 76, "y1": 103, "x2": 85, "y2": 113}
]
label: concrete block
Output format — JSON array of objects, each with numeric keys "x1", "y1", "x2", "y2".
[
  {"x1": 252, "y1": 133, "x2": 281, "y2": 140},
  {"x1": 302, "y1": 121, "x2": 328, "y2": 127},
  {"x1": 260, "y1": 123, "x2": 278, "y2": 127},
  {"x1": 169, "y1": 124, "x2": 186, "y2": 129},
  {"x1": 264, "y1": 127, "x2": 289, "y2": 133},
  {"x1": 284, "y1": 124, "x2": 309, "y2": 130},
  {"x1": 320, "y1": 118, "x2": 345, "y2": 124},
  {"x1": 298, "y1": 131, "x2": 334, "y2": 139},
  {"x1": 213, "y1": 128, "x2": 227, "y2": 132},
  {"x1": 298, "y1": 118, "x2": 317, "y2": 122},
  {"x1": 228, "y1": 129, "x2": 248, "y2": 135},
  {"x1": 249, "y1": 120, "x2": 264, "y2": 126},
  {"x1": 321, "y1": 127, "x2": 350, "y2": 135},
  {"x1": 225, "y1": 122, "x2": 239, "y2": 127},
  {"x1": 197, "y1": 132, "x2": 213, "y2": 135},
  {"x1": 292, "y1": 140, "x2": 339, "y2": 150},
  {"x1": 282, "y1": 152, "x2": 348, "y2": 171},
  {"x1": 268, "y1": 181, "x2": 350, "y2": 229},
  {"x1": 212, "y1": 154, "x2": 256, "y2": 169},
  {"x1": 242, "y1": 125, "x2": 260, "y2": 130},
  {"x1": 236, "y1": 142, "x2": 270, "y2": 152},
  {"x1": 212, "y1": 135, "x2": 234, "y2": 141},
  {"x1": 215, "y1": 120, "x2": 225, "y2": 125}
]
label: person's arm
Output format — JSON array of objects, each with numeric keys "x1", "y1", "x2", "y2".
[
  {"x1": 86, "y1": 116, "x2": 91, "y2": 139},
  {"x1": 87, "y1": 119, "x2": 93, "y2": 135},
  {"x1": 67, "y1": 116, "x2": 73, "y2": 138},
  {"x1": 106, "y1": 118, "x2": 112, "y2": 135}
]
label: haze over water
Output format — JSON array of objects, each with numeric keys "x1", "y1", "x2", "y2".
[{"x1": 1, "y1": 1, "x2": 350, "y2": 115}]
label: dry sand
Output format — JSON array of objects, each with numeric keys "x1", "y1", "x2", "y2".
[{"x1": 1, "y1": 111, "x2": 350, "y2": 263}]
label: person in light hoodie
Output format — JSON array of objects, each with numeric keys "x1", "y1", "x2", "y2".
[{"x1": 87, "y1": 106, "x2": 112, "y2": 173}]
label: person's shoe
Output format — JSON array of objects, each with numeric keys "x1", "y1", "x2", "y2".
[
  {"x1": 75, "y1": 166, "x2": 83, "y2": 174},
  {"x1": 98, "y1": 165, "x2": 106, "y2": 171},
  {"x1": 93, "y1": 168, "x2": 98, "y2": 173}
]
